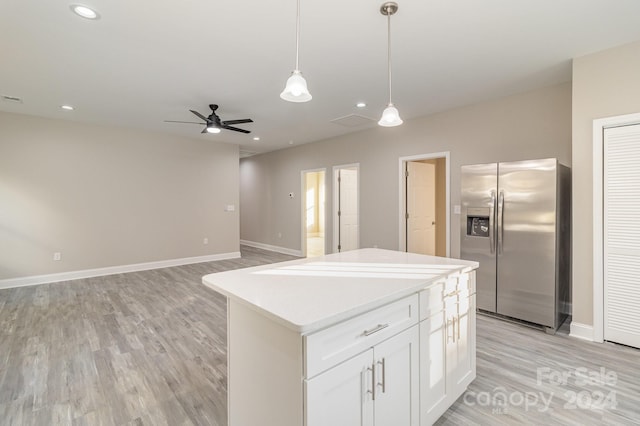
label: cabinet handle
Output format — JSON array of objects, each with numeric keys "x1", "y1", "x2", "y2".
[
  {"x1": 366, "y1": 365, "x2": 376, "y2": 400},
  {"x1": 377, "y1": 358, "x2": 386, "y2": 393},
  {"x1": 363, "y1": 323, "x2": 389, "y2": 336},
  {"x1": 457, "y1": 315, "x2": 461, "y2": 340},
  {"x1": 452, "y1": 317, "x2": 457, "y2": 343}
]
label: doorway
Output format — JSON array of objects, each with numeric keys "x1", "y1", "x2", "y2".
[
  {"x1": 399, "y1": 153, "x2": 450, "y2": 257},
  {"x1": 302, "y1": 169, "x2": 326, "y2": 258},
  {"x1": 333, "y1": 164, "x2": 359, "y2": 253}
]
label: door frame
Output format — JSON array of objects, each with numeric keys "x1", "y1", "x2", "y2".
[
  {"x1": 592, "y1": 112, "x2": 640, "y2": 343},
  {"x1": 301, "y1": 168, "x2": 327, "y2": 257},
  {"x1": 332, "y1": 163, "x2": 360, "y2": 253},
  {"x1": 398, "y1": 152, "x2": 451, "y2": 257}
]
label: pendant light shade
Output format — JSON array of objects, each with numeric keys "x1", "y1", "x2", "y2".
[
  {"x1": 281, "y1": 0, "x2": 312, "y2": 102},
  {"x1": 378, "y1": 2, "x2": 402, "y2": 127},
  {"x1": 280, "y1": 70, "x2": 312, "y2": 102},
  {"x1": 379, "y1": 103, "x2": 403, "y2": 127}
]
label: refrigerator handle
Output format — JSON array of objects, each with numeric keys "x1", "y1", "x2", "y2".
[
  {"x1": 497, "y1": 190, "x2": 505, "y2": 254},
  {"x1": 489, "y1": 191, "x2": 496, "y2": 254}
]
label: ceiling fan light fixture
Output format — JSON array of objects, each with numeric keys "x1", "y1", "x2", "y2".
[
  {"x1": 280, "y1": 70, "x2": 312, "y2": 102},
  {"x1": 281, "y1": 0, "x2": 312, "y2": 103},
  {"x1": 206, "y1": 126, "x2": 221, "y2": 134},
  {"x1": 378, "y1": 2, "x2": 402, "y2": 128},
  {"x1": 378, "y1": 103, "x2": 403, "y2": 127}
]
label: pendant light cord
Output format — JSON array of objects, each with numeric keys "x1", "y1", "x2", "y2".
[
  {"x1": 295, "y1": 0, "x2": 300, "y2": 71},
  {"x1": 387, "y1": 9, "x2": 392, "y2": 105}
]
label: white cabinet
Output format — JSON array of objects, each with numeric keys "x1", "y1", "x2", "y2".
[
  {"x1": 419, "y1": 310, "x2": 446, "y2": 425},
  {"x1": 212, "y1": 256, "x2": 478, "y2": 426},
  {"x1": 419, "y1": 272, "x2": 476, "y2": 426},
  {"x1": 305, "y1": 299, "x2": 420, "y2": 426},
  {"x1": 306, "y1": 326, "x2": 419, "y2": 426},
  {"x1": 305, "y1": 349, "x2": 374, "y2": 426}
]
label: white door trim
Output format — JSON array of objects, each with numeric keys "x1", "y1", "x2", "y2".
[
  {"x1": 332, "y1": 163, "x2": 360, "y2": 253},
  {"x1": 398, "y1": 152, "x2": 451, "y2": 257},
  {"x1": 301, "y1": 168, "x2": 327, "y2": 257},
  {"x1": 592, "y1": 112, "x2": 640, "y2": 343}
]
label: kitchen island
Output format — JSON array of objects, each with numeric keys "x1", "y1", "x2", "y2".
[{"x1": 202, "y1": 248, "x2": 478, "y2": 426}]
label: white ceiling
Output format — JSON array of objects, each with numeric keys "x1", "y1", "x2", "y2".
[{"x1": 2, "y1": 0, "x2": 640, "y2": 155}]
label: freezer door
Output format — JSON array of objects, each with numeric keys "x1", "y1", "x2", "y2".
[
  {"x1": 497, "y1": 158, "x2": 557, "y2": 327},
  {"x1": 460, "y1": 163, "x2": 497, "y2": 312}
]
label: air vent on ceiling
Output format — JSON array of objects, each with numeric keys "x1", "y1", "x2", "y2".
[
  {"x1": 1, "y1": 95, "x2": 23, "y2": 104},
  {"x1": 330, "y1": 114, "x2": 375, "y2": 127},
  {"x1": 240, "y1": 150, "x2": 258, "y2": 158}
]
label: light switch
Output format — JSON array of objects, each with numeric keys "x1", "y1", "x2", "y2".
[{"x1": 225, "y1": 205, "x2": 236, "y2": 212}]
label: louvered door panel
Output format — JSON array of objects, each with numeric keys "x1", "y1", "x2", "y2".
[{"x1": 604, "y1": 124, "x2": 640, "y2": 348}]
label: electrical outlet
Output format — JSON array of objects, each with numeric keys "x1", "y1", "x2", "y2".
[
  {"x1": 278, "y1": 232, "x2": 282, "y2": 239},
  {"x1": 454, "y1": 205, "x2": 461, "y2": 215},
  {"x1": 203, "y1": 238, "x2": 209, "y2": 245},
  {"x1": 53, "y1": 252, "x2": 61, "y2": 261}
]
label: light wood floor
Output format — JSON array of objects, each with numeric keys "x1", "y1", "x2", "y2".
[{"x1": 1, "y1": 246, "x2": 639, "y2": 425}]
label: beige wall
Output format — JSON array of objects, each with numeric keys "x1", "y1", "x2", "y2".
[
  {"x1": 0, "y1": 111, "x2": 239, "y2": 280},
  {"x1": 572, "y1": 40, "x2": 640, "y2": 326},
  {"x1": 240, "y1": 82, "x2": 571, "y2": 256}
]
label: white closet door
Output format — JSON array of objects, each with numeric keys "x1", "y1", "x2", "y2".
[{"x1": 604, "y1": 124, "x2": 640, "y2": 349}]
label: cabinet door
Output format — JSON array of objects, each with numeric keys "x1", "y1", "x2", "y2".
[
  {"x1": 453, "y1": 293, "x2": 476, "y2": 391},
  {"x1": 373, "y1": 325, "x2": 420, "y2": 426},
  {"x1": 444, "y1": 295, "x2": 458, "y2": 393},
  {"x1": 419, "y1": 311, "x2": 447, "y2": 426},
  {"x1": 305, "y1": 349, "x2": 374, "y2": 426}
]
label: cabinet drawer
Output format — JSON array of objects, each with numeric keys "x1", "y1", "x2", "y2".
[{"x1": 304, "y1": 294, "x2": 419, "y2": 378}]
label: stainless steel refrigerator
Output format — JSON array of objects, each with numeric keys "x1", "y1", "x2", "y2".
[{"x1": 460, "y1": 158, "x2": 570, "y2": 332}]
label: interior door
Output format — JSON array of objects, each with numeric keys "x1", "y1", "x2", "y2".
[
  {"x1": 407, "y1": 161, "x2": 436, "y2": 255},
  {"x1": 604, "y1": 124, "x2": 640, "y2": 349},
  {"x1": 337, "y1": 167, "x2": 359, "y2": 252}
]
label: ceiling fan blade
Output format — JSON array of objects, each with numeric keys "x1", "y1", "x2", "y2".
[
  {"x1": 222, "y1": 119, "x2": 253, "y2": 125},
  {"x1": 164, "y1": 120, "x2": 205, "y2": 125},
  {"x1": 190, "y1": 109, "x2": 210, "y2": 122},
  {"x1": 201, "y1": 127, "x2": 208, "y2": 134},
  {"x1": 223, "y1": 125, "x2": 251, "y2": 134}
]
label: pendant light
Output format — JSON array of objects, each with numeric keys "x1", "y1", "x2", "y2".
[
  {"x1": 378, "y1": 2, "x2": 403, "y2": 127},
  {"x1": 280, "y1": 0, "x2": 312, "y2": 102}
]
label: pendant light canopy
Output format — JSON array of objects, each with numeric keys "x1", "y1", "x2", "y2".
[
  {"x1": 280, "y1": 0, "x2": 312, "y2": 102},
  {"x1": 378, "y1": 2, "x2": 403, "y2": 127}
]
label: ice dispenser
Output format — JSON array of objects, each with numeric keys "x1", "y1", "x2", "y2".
[{"x1": 466, "y1": 207, "x2": 490, "y2": 237}]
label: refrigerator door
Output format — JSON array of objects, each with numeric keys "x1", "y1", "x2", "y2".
[
  {"x1": 461, "y1": 163, "x2": 498, "y2": 312},
  {"x1": 497, "y1": 158, "x2": 557, "y2": 327}
]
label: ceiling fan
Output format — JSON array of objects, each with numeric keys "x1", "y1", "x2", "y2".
[{"x1": 165, "y1": 104, "x2": 253, "y2": 134}]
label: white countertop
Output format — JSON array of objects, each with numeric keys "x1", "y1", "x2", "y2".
[{"x1": 202, "y1": 248, "x2": 478, "y2": 333}]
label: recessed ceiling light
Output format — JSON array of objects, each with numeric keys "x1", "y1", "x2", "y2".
[
  {"x1": 61, "y1": 105, "x2": 74, "y2": 111},
  {"x1": 70, "y1": 4, "x2": 100, "y2": 20},
  {"x1": 253, "y1": 137, "x2": 260, "y2": 141},
  {"x1": 356, "y1": 102, "x2": 366, "y2": 108},
  {"x1": 288, "y1": 141, "x2": 294, "y2": 145}
]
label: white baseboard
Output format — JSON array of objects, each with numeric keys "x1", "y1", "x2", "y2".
[
  {"x1": 570, "y1": 322, "x2": 594, "y2": 342},
  {"x1": 240, "y1": 240, "x2": 303, "y2": 257},
  {"x1": 0, "y1": 251, "x2": 241, "y2": 290}
]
